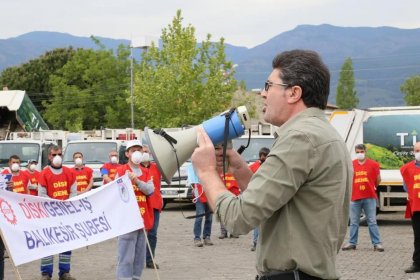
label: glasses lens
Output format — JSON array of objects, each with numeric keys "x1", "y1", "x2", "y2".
[
  {"x1": 264, "y1": 81, "x2": 269, "y2": 92},
  {"x1": 52, "y1": 153, "x2": 62, "y2": 156}
]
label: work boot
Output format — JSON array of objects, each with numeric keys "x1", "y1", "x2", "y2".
[
  {"x1": 59, "y1": 272, "x2": 76, "y2": 280},
  {"x1": 250, "y1": 243, "x2": 256, "y2": 251},
  {"x1": 342, "y1": 243, "x2": 356, "y2": 251},
  {"x1": 194, "y1": 238, "x2": 203, "y2": 247},
  {"x1": 405, "y1": 263, "x2": 420, "y2": 273},
  {"x1": 40, "y1": 274, "x2": 51, "y2": 280},
  {"x1": 203, "y1": 237, "x2": 214, "y2": 246},
  {"x1": 374, "y1": 244, "x2": 385, "y2": 252},
  {"x1": 146, "y1": 261, "x2": 159, "y2": 269},
  {"x1": 219, "y1": 227, "x2": 228, "y2": 239}
]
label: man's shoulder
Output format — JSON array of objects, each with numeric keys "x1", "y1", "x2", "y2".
[
  {"x1": 401, "y1": 161, "x2": 415, "y2": 171},
  {"x1": 284, "y1": 117, "x2": 343, "y2": 149},
  {"x1": 366, "y1": 158, "x2": 380, "y2": 168}
]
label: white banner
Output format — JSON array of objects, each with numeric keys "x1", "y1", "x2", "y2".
[{"x1": 0, "y1": 174, "x2": 143, "y2": 266}]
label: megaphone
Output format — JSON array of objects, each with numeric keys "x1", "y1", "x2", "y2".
[{"x1": 145, "y1": 106, "x2": 250, "y2": 184}]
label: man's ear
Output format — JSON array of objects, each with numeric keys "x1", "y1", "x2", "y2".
[{"x1": 288, "y1": 85, "x2": 302, "y2": 103}]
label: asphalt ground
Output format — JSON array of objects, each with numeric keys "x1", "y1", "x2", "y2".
[{"x1": 4, "y1": 203, "x2": 420, "y2": 280}]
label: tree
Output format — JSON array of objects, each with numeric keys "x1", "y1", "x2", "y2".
[
  {"x1": 134, "y1": 10, "x2": 238, "y2": 128},
  {"x1": 43, "y1": 45, "x2": 131, "y2": 130},
  {"x1": 336, "y1": 57, "x2": 358, "y2": 109},
  {"x1": 401, "y1": 75, "x2": 420, "y2": 105},
  {"x1": 0, "y1": 48, "x2": 76, "y2": 113}
]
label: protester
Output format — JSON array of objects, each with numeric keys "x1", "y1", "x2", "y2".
[
  {"x1": 71, "y1": 152, "x2": 93, "y2": 194},
  {"x1": 38, "y1": 145, "x2": 77, "y2": 280},
  {"x1": 342, "y1": 144, "x2": 384, "y2": 252},
  {"x1": 24, "y1": 159, "x2": 40, "y2": 196},
  {"x1": 187, "y1": 163, "x2": 214, "y2": 247},
  {"x1": 1, "y1": 155, "x2": 30, "y2": 194},
  {"x1": 248, "y1": 147, "x2": 270, "y2": 251},
  {"x1": 401, "y1": 142, "x2": 420, "y2": 273},
  {"x1": 116, "y1": 140, "x2": 154, "y2": 280},
  {"x1": 191, "y1": 49, "x2": 352, "y2": 279},
  {"x1": 140, "y1": 146, "x2": 163, "y2": 269},
  {"x1": 100, "y1": 150, "x2": 121, "y2": 184}
]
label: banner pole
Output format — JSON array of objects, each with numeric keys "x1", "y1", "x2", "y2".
[
  {"x1": 0, "y1": 228, "x2": 23, "y2": 280},
  {"x1": 143, "y1": 227, "x2": 160, "y2": 280}
]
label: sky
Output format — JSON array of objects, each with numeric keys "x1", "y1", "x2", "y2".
[{"x1": 1, "y1": 0, "x2": 419, "y2": 48}]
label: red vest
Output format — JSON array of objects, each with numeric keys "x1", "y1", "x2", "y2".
[
  {"x1": 221, "y1": 173, "x2": 240, "y2": 196},
  {"x1": 142, "y1": 163, "x2": 163, "y2": 211},
  {"x1": 72, "y1": 166, "x2": 93, "y2": 192},
  {"x1": 38, "y1": 166, "x2": 75, "y2": 200},
  {"x1": 351, "y1": 159, "x2": 380, "y2": 201},
  {"x1": 401, "y1": 161, "x2": 420, "y2": 215},
  {"x1": 249, "y1": 160, "x2": 262, "y2": 173},
  {"x1": 23, "y1": 170, "x2": 40, "y2": 196},
  {"x1": 1, "y1": 169, "x2": 29, "y2": 194},
  {"x1": 117, "y1": 164, "x2": 154, "y2": 230},
  {"x1": 101, "y1": 162, "x2": 121, "y2": 183}
]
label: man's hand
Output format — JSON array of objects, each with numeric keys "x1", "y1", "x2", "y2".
[
  {"x1": 127, "y1": 171, "x2": 137, "y2": 182},
  {"x1": 191, "y1": 127, "x2": 217, "y2": 176},
  {"x1": 6, "y1": 181, "x2": 13, "y2": 191}
]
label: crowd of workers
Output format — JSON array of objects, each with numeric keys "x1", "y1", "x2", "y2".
[
  {"x1": 2, "y1": 49, "x2": 420, "y2": 280},
  {"x1": 0, "y1": 140, "x2": 163, "y2": 280}
]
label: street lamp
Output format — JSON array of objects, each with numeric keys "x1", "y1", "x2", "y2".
[{"x1": 130, "y1": 36, "x2": 159, "y2": 129}]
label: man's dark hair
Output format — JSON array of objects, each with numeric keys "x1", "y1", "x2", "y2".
[
  {"x1": 272, "y1": 49, "x2": 330, "y2": 110},
  {"x1": 48, "y1": 144, "x2": 62, "y2": 154},
  {"x1": 259, "y1": 147, "x2": 270, "y2": 157},
  {"x1": 73, "y1": 152, "x2": 83, "y2": 158},
  {"x1": 355, "y1": 144, "x2": 366, "y2": 151},
  {"x1": 8, "y1": 155, "x2": 20, "y2": 162}
]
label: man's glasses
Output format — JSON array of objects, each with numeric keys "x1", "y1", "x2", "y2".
[
  {"x1": 51, "y1": 153, "x2": 62, "y2": 157},
  {"x1": 264, "y1": 81, "x2": 289, "y2": 92}
]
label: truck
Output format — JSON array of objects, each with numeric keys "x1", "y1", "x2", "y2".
[
  {"x1": 62, "y1": 140, "x2": 128, "y2": 188},
  {"x1": 232, "y1": 123, "x2": 276, "y2": 164},
  {"x1": 328, "y1": 106, "x2": 420, "y2": 213},
  {"x1": 0, "y1": 130, "x2": 69, "y2": 172},
  {"x1": 61, "y1": 128, "x2": 144, "y2": 188},
  {"x1": 0, "y1": 139, "x2": 55, "y2": 172}
]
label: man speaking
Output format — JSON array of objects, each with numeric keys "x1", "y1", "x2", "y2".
[{"x1": 192, "y1": 50, "x2": 352, "y2": 280}]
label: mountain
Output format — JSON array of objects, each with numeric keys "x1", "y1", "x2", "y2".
[{"x1": 1, "y1": 25, "x2": 420, "y2": 108}]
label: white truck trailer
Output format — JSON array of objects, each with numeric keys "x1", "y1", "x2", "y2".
[{"x1": 328, "y1": 106, "x2": 420, "y2": 213}]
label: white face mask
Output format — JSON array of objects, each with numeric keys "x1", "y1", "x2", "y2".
[
  {"x1": 29, "y1": 164, "x2": 37, "y2": 171},
  {"x1": 11, "y1": 163, "x2": 20, "y2": 172},
  {"x1": 74, "y1": 158, "x2": 83, "y2": 166},
  {"x1": 110, "y1": 156, "x2": 118, "y2": 164},
  {"x1": 141, "y1": 153, "x2": 150, "y2": 163},
  {"x1": 131, "y1": 151, "x2": 143, "y2": 165},
  {"x1": 52, "y1": 155, "x2": 62, "y2": 167},
  {"x1": 355, "y1": 152, "x2": 365, "y2": 161},
  {"x1": 415, "y1": 152, "x2": 420, "y2": 162}
]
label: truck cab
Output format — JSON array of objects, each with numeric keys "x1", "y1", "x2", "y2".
[
  {"x1": 0, "y1": 139, "x2": 54, "y2": 172},
  {"x1": 62, "y1": 140, "x2": 127, "y2": 188}
]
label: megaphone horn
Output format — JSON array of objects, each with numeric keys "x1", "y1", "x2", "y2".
[{"x1": 145, "y1": 106, "x2": 250, "y2": 184}]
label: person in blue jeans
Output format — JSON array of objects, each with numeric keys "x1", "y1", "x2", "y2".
[
  {"x1": 342, "y1": 144, "x2": 384, "y2": 252},
  {"x1": 187, "y1": 163, "x2": 214, "y2": 247}
]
